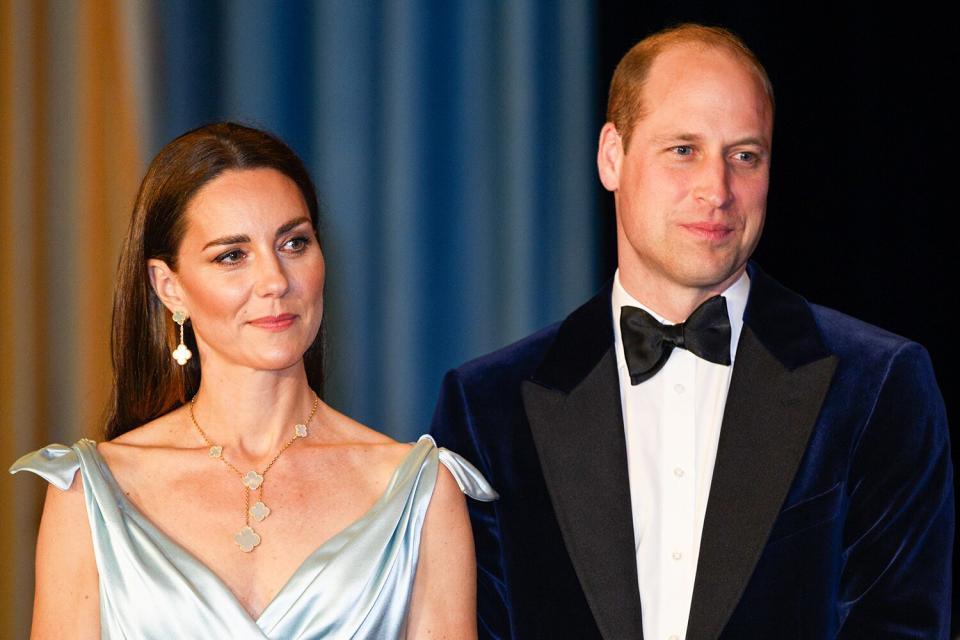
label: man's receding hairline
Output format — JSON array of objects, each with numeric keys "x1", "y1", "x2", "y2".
[
  {"x1": 607, "y1": 24, "x2": 775, "y2": 151},
  {"x1": 645, "y1": 41, "x2": 774, "y2": 110}
]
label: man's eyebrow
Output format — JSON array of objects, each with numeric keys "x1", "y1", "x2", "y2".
[
  {"x1": 201, "y1": 217, "x2": 312, "y2": 251},
  {"x1": 652, "y1": 132, "x2": 704, "y2": 145},
  {"x1": 730, "y1": 136, "x2": 770, "y2": 149},
  {"x1": 651, "y1": 133, "x2": 770, "y2": 148}
]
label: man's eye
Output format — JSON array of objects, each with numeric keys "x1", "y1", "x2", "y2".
[
  {"x1": 733, "y1": 151, "x2": 757, "y2": 163},
  {"x1": 672, "y1": 145, "x2": 693, "y2": 156},
  {"x1": 214, "y1": 249, "x2": 245, "y2": 264}
]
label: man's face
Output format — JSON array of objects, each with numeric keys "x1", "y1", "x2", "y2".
[{"x1": 599, "y1": 45, "x2": 773, "y2": 306}]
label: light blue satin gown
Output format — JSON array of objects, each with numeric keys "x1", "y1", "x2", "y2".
[{"x1": 10, "y1": 434, "x2": 497, "y2": 639}]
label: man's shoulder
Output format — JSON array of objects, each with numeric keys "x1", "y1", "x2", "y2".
[
  {"x1": 442, "y1": 281, "x2": 613, "y2": 405},
  {"x1": 452, "y1": 321, "x2": 563, "y2": 389},
  {"x1": 803, "y1": 301, "x2": 941, "y2": 397},
  {"x1": 808, "y1": 302, "x2": 924, "y2": 361},
  {"x1": 441, "y1": 280, "x2": 615, "y2": 413},
  {"x1": 747, "y1": 263, "x2": 927, "y2": 367}
]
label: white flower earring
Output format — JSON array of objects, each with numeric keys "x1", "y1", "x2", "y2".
[{"x1": 171, "y1": 310, "x2": 193, "y2": 366}]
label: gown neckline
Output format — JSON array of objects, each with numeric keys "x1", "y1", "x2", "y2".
[{"x1": 81, "y1": 437, "x2": 429, "y2": 626}]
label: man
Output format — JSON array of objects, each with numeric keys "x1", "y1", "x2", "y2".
[{"x1": 430, "y1": 23, "x2": 953, "y2": 640}]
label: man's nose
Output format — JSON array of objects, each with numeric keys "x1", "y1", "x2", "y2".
[
  {"x1": 693, "y1": 157, "x2": 732, "y2": 209},
  {"x1": 256, "y1": 253, "x2": 290, "y2": 297}
]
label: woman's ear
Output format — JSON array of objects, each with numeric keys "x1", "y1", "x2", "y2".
[{"x1": 147, "y1": 259, "x2": 187, "y2": 314}]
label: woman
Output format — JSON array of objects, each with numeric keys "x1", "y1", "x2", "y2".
[{"x1": 11, "y1": 122, "x2": 495, "y2": 639}]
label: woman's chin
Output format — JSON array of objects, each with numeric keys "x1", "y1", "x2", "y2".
[
  {"x1": 201, "y1": 353, "x2": 306, "y2": 376},
  {"x1": 255, "y1": 354, "x2": 307, "y2": 374}
]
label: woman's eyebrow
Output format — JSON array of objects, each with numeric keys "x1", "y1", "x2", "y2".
[
  {"x1": 202, "y1": 234, "x2": 248, "y2": 250},
  {"x1": 275, "y1": 217, "x2": 311, "y2": 237},
  {"x1": 201, "y1": 217, "x2": 312, "y2": 251}
]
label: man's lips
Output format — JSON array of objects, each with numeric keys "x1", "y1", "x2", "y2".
[
  {"x1": 248, "y1": 314, "x2": 297, "y2": 330},
  {"x1": 680, "y1": 222, "x2": 735, "y2": 241}
]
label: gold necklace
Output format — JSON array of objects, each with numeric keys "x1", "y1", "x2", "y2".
[{"x1": 189, "y1": 393, "x2": 320, "y2": 552}]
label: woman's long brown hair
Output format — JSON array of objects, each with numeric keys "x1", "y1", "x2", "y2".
[{"x1": 104, "y1": 123, "x2": 325, "y2": 440}]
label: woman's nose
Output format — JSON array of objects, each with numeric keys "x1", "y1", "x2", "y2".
[{"x1": 256, "y1": 253, "x2": 290, "y2": 297}]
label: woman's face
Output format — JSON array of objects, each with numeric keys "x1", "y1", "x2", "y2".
[{"x1": 162, "y1": 167, "x2": 325, "y2": 375}]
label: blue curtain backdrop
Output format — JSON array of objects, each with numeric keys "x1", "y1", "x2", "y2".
[{"x1": 149, "y1": 1, "x2": 597, "y2": 439}]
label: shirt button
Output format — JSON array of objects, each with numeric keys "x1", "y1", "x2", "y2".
[
  {"x1": 673, "y1": 467, "x2": 685, "y2": 478},
  {"x1": 672, "y1": 551, "x2": 682, "y2": 561},
  {"x1": 673, "y1": 383, "x2": 685, "y2": 394}
]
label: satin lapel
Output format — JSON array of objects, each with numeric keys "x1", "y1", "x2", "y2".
[
  {"x1": 522, "y1": 349, "x2": 644, "y2": 640},
  {"x1": 686, "y1": 325, "x2": 837, "y2": 640}
]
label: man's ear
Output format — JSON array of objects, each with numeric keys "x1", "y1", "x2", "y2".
[
  {"x1": 597, "y1": 122, "x2": 624, "y2": 192},
  {"x1": 147, "y1": 259, "x2": 187, "y2": 315}
]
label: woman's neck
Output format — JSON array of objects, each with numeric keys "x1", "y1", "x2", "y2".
[{"x1": 188, "y1": 362, "x2": 320, "y2": 462}]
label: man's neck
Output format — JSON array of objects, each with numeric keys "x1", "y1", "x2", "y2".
[{"x1": 617, "y1": 265, "x2": 747, "y2": 323}]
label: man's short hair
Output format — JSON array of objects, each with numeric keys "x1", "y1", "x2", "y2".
[{"x1": 606, "y1": 23, "x2": 775, "y2": 151}]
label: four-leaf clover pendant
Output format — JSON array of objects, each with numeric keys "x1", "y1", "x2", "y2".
[
  {"x1": 207, "y1": 415, "x2": 316, "y2": 552},
  {"x1": 172, "y1": 343, "x2": 192, "y2": 365},
  {"x1": 242, "y1": 471, "x2": 264, "y2": 490},
  {"x1": 235, "y1": 526, "x2": 261, "y2": 553},
  {"x1": 250, "y1": 501, "x2": 271, "y2": 522}
]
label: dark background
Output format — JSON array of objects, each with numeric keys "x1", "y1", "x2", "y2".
[{"x1": 596, "y1": 1, "x2": 957, "y2": 628}]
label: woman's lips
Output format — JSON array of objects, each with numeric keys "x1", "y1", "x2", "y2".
[{"x1": 249, "y1": 314, "x2": 297, "y2": 331}]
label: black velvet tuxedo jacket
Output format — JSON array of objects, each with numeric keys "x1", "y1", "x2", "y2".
[{"x1": 430, "y1": 264, "x2": 953, "y2": 639}]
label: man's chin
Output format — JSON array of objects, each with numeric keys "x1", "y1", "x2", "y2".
[{"x1": 673, "y1": 259, "x2": 748, "y2": 292}]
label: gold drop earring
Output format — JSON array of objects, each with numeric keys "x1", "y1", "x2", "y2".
[{"x1": 172, "y1": 310, "x2": 193, "y2": 365}]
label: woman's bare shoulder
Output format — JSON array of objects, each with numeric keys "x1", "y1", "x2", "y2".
[
  {"x1": 313, "y1": 403, "x2": 416, "y2": 481},
  {"x1": 96, "y1": 406, "x2": 195, "y2": 486},
  {"x1": 316, "y1": 403, "x2": 397, "y2": 444},
  {"x1": 104, "y1": 406, "x2": 188, "y2": 448}
]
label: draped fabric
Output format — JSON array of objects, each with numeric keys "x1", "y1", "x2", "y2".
[
  {"x1": 0, "y1": 2, "x2": 596, "y2": 636},
  {"x1": 9, "y1": 436, "x2": 497, "y2": 639}
]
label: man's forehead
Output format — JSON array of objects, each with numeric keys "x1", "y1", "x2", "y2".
[
  {"x1": 648, "y1": 44, "x2": 768, "y2": 101},
  {"x1": 641, "y1": 45, "x2": 773, "y2": 124}
]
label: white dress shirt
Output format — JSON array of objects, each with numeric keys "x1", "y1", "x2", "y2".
[{"x1": 611, "y1": 269, "x2": 749, "y2": 640}]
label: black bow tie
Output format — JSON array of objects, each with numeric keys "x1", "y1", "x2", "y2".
[{"x1": 620, "y1": 295, "x2": 732, "y2": 385}]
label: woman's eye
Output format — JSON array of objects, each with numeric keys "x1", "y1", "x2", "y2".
[
  {"x1": 214, "y1": 249, "x2": 245, "y2": 264},
  {"x1": 282, "y1": 236, "x2": 311, "y2": 252}
]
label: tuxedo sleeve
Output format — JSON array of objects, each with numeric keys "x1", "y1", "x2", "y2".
[
  {"x1": 430, "y1": 369, "x2": 510, "y2": 640},
  {"x1": 838, "y1": 342, "x2": 953, "y2": 638}
]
